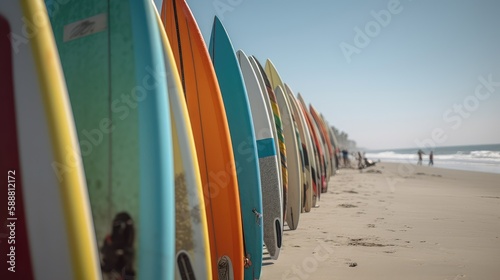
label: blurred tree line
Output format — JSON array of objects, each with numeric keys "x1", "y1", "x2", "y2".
[{"x1": 331, "y1": 126, "x2": 357, "y2": 150}]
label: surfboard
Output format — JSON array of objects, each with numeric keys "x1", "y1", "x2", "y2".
[
  {"x1": 293, "y1": 120, "x2": 307, "y2": 213},
  {"x1": 297, "y1": 94, "x2": 323, "y2": 204},
  {"x1": 0, "y1": 1, "x2": 100, "y2": 279},
  {"x1": 251, "y1": 57, "x2": 288, "y2": 233},
  {"x1": 265, "y1": 61, "x2": 302, "y2": 230},
  {"x1": 325, "y1": 119, "x2": 340, "y2": 174},
  {"x1": 273, "y1": 85, "x2": 302, "y2": 230},
  {"x1": 237, "y1": 50, "x2": 282, "y2": 262},
  {"x1": 309, "y1": 105, "x2": 330, "y2": 185},
  {"x1": 318, "y1": 112, "x2": 335, "y2": 181},
  {"x1": 322, "y1": 116, "x2": 339, "y2": 175},
  {"x1": 209, "y1": 18, "x2": 264, "y2": 280},
  {"x1": 48, "y1": 0, "x2": 175, "y2": 278},
  {"x1": 161, "y1": 1, "x2": 245, "y2": 279},
  {"x1": 316, "y1": 111, "x2": 334, "y2": 182},
  {"x1": 153, "y1": 6, "x2": 211, "y2": 279},
  {"x1": 310, "y1": 104, "x2": 333, "y2": 191},
  {"x1": 248, "y1": 56, "x2": 282, "y2": 185},
  {"x1": 309, "y1": 107, "x2": 329, "y2": 193},
  {"x1": 284, "y1": 85, "x2": 313, "y2": 213},
  {"x1": 297, "y1": 95, "x2": 322, "y2": 195}
]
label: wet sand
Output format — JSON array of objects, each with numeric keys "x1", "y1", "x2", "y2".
[{"x1": 261, "y1": 162, "x2": 500, "y2": 280}]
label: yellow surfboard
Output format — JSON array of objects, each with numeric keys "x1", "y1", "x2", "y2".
[{"x1": 0, "y1": 1, "x2": 100, "y2": 279}]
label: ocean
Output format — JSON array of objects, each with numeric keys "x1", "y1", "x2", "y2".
[{"x1": 364, "y1": 144, "x2": 500, "y2": 174}]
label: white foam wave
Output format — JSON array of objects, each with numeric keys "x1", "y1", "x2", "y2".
[
  {"x1": 365, "y1": 150, "x2": 500, "y2": 164},
  {"x1": 470, "y1": 150, "x2": 500, "y2": 159}
]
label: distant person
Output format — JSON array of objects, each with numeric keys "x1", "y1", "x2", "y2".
[
  {"x1": 417, "y1": 149, "x2": 425, "y2": 165},
  {"x1": 342, "y1": 149, "x2": 349, "y2": 167},
  {"x1": 334, "y1": 148, "x2": 340, "y2": 171},
  {"x1": 428, "y1": 151, "x2": 434, "y2": 166},
  {"x1": 357, "y1": 151, "x2": 364, "y2": 170}
]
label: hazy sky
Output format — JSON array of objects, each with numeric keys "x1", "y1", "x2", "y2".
[{"x1": 154, "y1": 0, "x2": 500, "y2": 150}]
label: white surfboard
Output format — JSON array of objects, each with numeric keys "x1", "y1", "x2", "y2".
[
  {"x1": 274, "y1": 86, "x2": 302, "y2": 230},
  {"x1": 154, "y1": 8, "x2": 212, "y2": 279},
  {"x1": 0, "y1": 1, "x2": 100, "y2": 279},
  {"x1": 297, "y1": 93, "x2": 322, "y2": 206},
  {"x1": 284, "y1": 84, "x2": 314, "y2": 213},
  {"x1": 238, "y1": 51, "x2": 283, "y2": 260},
  {"x1": 248, "y1": 56, "x2": 282, "y2": 191}
]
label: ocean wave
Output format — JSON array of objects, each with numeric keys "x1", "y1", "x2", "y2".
[
  {"x1": 365, "y1": 150, "x2": 500, "y2": 163},
  {"x1": 470, "y1": 150, "x2": 500, "y2": 159}
]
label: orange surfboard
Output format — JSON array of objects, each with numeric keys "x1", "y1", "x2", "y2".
[
  {"x1": 297, "y1": 94, "x2": 324, "y2": 201},
  {"x1": 310, "y1": 104, "x2": 334, "y2": 190},
  {"x1": 161, "y1": 0, "x2": 245, "y2": 279}
]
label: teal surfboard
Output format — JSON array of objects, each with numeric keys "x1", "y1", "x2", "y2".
[
  {"x1": 238, "y1": 50, "x2": 282, "y2": 261},
  {"x1": 46, "y1": 0, "x2": 175, "y2": 279},
  {"x1": 209, "y1": 16, "x2": 263, "y2": 280}
]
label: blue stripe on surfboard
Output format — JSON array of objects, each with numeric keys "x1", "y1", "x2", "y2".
[
  {"x1": 257, "y1": 138, "x2": 276, "y2": 158},
  {"x1": 131, "y1": 1, "x2": 174, "y2": 279}
]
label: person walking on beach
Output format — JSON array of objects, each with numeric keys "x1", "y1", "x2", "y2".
[
  {"x1": 342, "y1": 149, "x2": 349, "y2": 168},
  {"x1": 417, "y1": 149, "x2": 425, "y2": 165},
  {"x1": 428, "y1": 151, "x2": 434, "y2": 166}
]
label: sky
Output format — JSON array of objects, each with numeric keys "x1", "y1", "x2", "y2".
[{"x1": 154, "y1": 0, "x2": 500, "y2": 150}]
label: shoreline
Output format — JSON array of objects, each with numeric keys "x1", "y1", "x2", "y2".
[
  {"x1": 261, "y1": 162, "x2": 500, "y2": 279},
  {"x1": 348, "y1": 158, "x2": 500, "y2": 174},
  {"x1": 360, "y1": 158, "x2": 500, "y2": 175}
]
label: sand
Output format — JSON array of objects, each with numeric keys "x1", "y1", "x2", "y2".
[{"x1": 261, "y1": 162, "x2": 500, "y2": 280}]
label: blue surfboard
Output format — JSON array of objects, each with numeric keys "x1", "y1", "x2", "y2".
[
  {"x1": 46, "y1": 0, "x2": 175, "y2": 278},
  {"x1": 209, "y1": 16, "x2": 264, "y2": 280}
]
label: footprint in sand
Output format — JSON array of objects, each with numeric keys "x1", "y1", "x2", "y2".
[
  {"x1": 348, "y1": 238, "x2": 394, "y2": 247},
  {"x1": 347, "y1": 262, "x2": 358, "y2": 267},
  {"x1": 367, "y1": 224, "x2": 375, "y2": 228},
  {"x1": 344, "y1": 190, "x2": 359, "y2": 194},
  {"x1": 338, "y1": 203, "x2": 358, "y2": 208},
  {"x1": 480, "y1": 196, "x2": 500, "y2": 199}
]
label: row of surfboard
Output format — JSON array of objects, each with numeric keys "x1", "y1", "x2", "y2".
[{"x1": 0, "y1": 0, "x2": 340, "y2": 279}]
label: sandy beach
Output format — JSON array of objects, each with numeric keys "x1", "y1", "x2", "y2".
[{"x1": 261, "y1": 162, "x2": 500, "y2": 280}]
